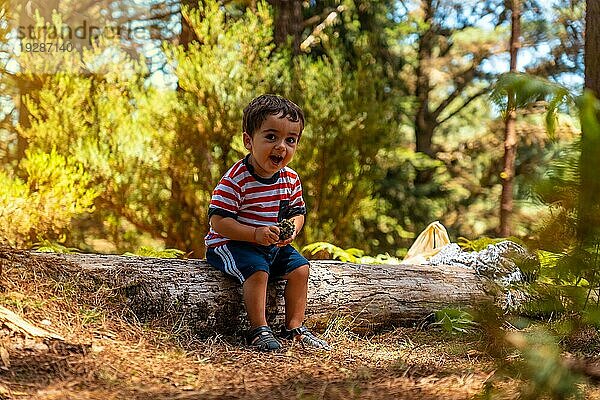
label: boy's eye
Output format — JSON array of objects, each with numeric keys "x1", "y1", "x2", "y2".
[
  {"x1": 286, "y1": 137, "x2": 297, "y2": 144},
  {"x1": 265, "y1": 134, "x2": 276, "y2": 141}
]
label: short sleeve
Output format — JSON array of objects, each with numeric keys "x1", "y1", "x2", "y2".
[
  {"x1": 208, "y1": 177, "x2": 242, "y2": 219},
  {"x1": 286, "y1": 176, "x2": 306, "y2": 218}
]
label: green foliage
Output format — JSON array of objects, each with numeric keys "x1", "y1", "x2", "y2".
[
  {"x1": 533, "y1": 141, "x2": 580, "y2": 212},
  {"x1": 80, "y1": 308, "x2": 103, "y2": 326},
  {"x1": 170, "y1": 0, "x2": 288, "y2": 175},
  {"x1": 292, "y1": 50, "x2": 400, "y2": 251},
  {"x1": 477, "y1": 85, "x2": 600, "y2": 399},
  {"x1": 15, "y1": 27, "x2": 177, "y2": 252},
  {"x1": 490, "y1": 73, "x2": 574, "y2": 136},
  {"x1": 301, "y1": 242, "x2": 401, "y2": 265},
  {"x1": 122, "y1": 247, "x2": 185, "y2": 259},
  {"x1": 431, "y1": 308, "x2": 477, "y2": 335},
  {"x1": 3, "y1": 1, "x2": 585, "y2": 268},
  {"x1": 458, "y1": 237, "x2": 506, "y2": 252},
  {"x1": 373, "y1": 147, "x2": 453, "y2": 249},
  {"x1": 507, "y1": 329, "x2": 583, "y2": 400},
  {"x1": 457, "y1": 236, "x2": 525, "y2": 252},
  {"x1": 577, "y1": 90, "x2": 600, "y2": 243},
  {"x1": 32, "y1": 239, "x2": 80, "y2": 254},
  {"x1": 160, "y1": 1, "x2": 289, "y2": 254},
  {"x1": 527, "y1": 93, "x2": 600, "y2": 314},
  {"x1": 0, "y1": 149, "x2": 97, "y2": 247}
]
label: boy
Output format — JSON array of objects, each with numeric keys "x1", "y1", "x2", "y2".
[{"x1": 204, "y1": 94, "x2": 330, "y2": 352}]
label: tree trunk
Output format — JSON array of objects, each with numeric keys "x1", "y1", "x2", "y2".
[
  {"x1": 15, "y1": 79, "x2": 32, "y2": 162},
  {"x1": 178, "y1": 0, "x2": 198, "y2": 50},
  {"x1": 585, "y1": 0, "x2": 600, "y2": 95},
  {"x1": 164, "y1": 166, "x2": 206, "y2": 259},
  {"x1": 578, "y1": 0, "x2": 600, "y2": 241},
  {"x1": 415, "y1": 119, "x2": 435, "y2": 158},
  {"x1": 413, "y1": 0, "x2": 439, "y2": 185},
  {"x1": 0, "y1": 250, "x2": 493, "y2": 337},
  {"x1": 414, "y1": 0, "x2": 434, "y2": 159},
  {"x1": 267, "y1": 0, "x2": 303, "y2": 54},
  {"x1": 499, "y1": 0, "x2": 521, "y2": 237}
]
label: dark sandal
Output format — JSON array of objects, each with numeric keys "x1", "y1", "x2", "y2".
[
  {"x1": 246, "y1": 326, "x2": 281, "y2": 352},
  {"x1": 280, "y1": 325, "x2": 331, "y2": 350}
]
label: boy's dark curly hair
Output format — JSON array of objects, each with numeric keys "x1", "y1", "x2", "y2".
[{"x1": 243, "y1": 94, "x2": 304, "y2": 136}]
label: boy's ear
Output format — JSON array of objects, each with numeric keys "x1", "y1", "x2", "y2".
[{"x1": 243, "y1": 132, "x2": 252, "y2": 150}]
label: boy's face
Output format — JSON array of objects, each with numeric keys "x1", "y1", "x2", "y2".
[{"x1": 243, "y1": 112, "x2": 302, "y2": 178}]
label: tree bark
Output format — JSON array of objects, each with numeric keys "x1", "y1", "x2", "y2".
[
  {"x1": 0, "y1": 250, "x2": 494, "y2": 337},
  {"x1": 585, "y1": 0, "x2": 600, "y2": 95},
  {"x1": 178, "y1": 0, "x2": 199, "y2": 50},
  {"x1": 267, "y1": 0, "x2": 304, "y2": 54},
  {"x1": 499, "y1": 0, "x2": 521, "y2": 237},
  {"x1": 414, "y1": 0, "x2": 435, "y2": 159},
  {"x1": 578, "y1": 0, "x2": 600, "y2": 241},
  {"x1": 413, "y1": 0, "x2": 437, "y2": 185}
]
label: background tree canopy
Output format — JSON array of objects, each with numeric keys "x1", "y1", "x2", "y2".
[{"x1": 0, "y1": 0, "x2": 586, "y2": 258}]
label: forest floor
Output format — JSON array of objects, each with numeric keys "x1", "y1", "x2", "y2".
[{"x1": 0, "y1": 256, "x2": 599, "y2": 399}]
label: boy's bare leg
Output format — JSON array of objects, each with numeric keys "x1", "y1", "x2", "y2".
[
  {"x1": 281, "y1": 265, "x2": 330, "y2": 349},
  {"x1": 243, "y1": 271, "x2": 269, "y2": 329},
  {"x1": 283, "y1": 264, "x2": 309, "y2": 329}
]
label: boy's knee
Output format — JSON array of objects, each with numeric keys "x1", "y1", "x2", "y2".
[
  {"x1": 244, "y1": 270, "x2": 269, "y2": 285},
  {"x1": 287, "y1": 264, "x2": 309, "y2": 281}
]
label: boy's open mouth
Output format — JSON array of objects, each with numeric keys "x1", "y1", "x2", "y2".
[{"x1": 269, "y1": 155, "x2": 284, "y2": 165}]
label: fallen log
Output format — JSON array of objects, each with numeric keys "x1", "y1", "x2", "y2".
[{"x1": 0, "y1": 250, "x2": 494, "y2": 336}]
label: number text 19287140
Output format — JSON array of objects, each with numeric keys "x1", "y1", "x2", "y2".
[{"x1": 20, "y1": 42, "x2": 74, "y2": 53}]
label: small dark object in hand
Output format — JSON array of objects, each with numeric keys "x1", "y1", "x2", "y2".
[{"x1": 277, "y1": 219, "x2": 295, "y2": 241}]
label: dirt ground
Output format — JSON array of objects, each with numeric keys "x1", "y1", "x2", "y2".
[
  {"x1": 0, "y1": 256, "x2": 598, "y2": 400},
  {"x1": 1, "y1": 325, "x2": 497, "y2": 399}
]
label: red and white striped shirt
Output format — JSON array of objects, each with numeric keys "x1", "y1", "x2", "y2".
[{"x1": 204, "y1": 155, "x2": 306, "y2": 248}]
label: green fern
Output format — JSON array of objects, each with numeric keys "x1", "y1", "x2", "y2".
[
  {"x1": 512, "y1": 329, "x2": 584, "y2": 399},
  {"x1": 301, "y1": 242, "x2": 401, "y2": 264},
  {"x1": 32, "y1": 239, "x2": 80, "y2": 254},
  {"x1": 357, "y1": 253, "x2": 402, "y2": 265},
  {"x1": 490, "y1": 72, "x2": 573, "y2": 136},
  {"x1": 430, "y1": 308, "x2": 477, "y2": 335},
  {"x1": 577, "y1": 90, "x2": 600, "y2": 243},
  {"x1": 534, "y1": 140, "x2": 580, "y2": 210},
  {"x1": 123, "y1": 246, "x2": 185, "y2": 259}
]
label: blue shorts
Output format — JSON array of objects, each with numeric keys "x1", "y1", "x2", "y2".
[{"x1": 205, "y1": 241, "x2": 309, "y2": 284}]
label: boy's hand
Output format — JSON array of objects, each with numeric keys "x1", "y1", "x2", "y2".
[
  {"x1": 276, "y1": 218, "x2": 300, "y2": 247},
  {"x1": 254, "y1": 226, "x2": 280, "y2": 246},
  {"x1": 276, "y1": 233, "x2": 296, "y2": 247}
]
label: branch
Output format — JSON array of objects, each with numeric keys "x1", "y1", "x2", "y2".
[
  {"x1": 397, "y1": 0, "x2": 410, "y2": 14},
  {"x1": 438, "y1": 39, "x2": 455, "y2": 58},
  {"x1": 437, "y1": 87, "x2": 488, "y2": 126},
  {"x1": 98, "y1": 196, "x2": 166, "y2": 242},
  {"x1": 303, "y1": 6, "x2": 343, "y2": 28},
  {"x1": 300, "y1": 5, "x2": 346, "y2": 52},
  {"x1": 432, "y1": 64, "x2": 479, "y2": 120}
]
